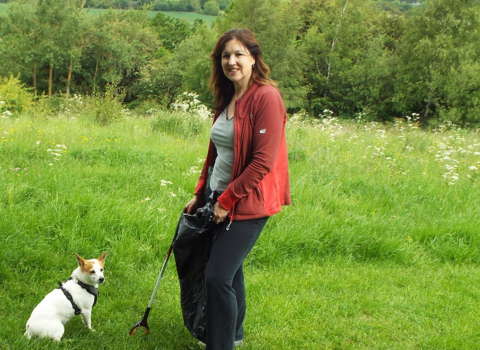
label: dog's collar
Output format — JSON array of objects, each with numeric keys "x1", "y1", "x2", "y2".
[
  {"x1": 67, "y1": 277, "x2": 99, "y2": 308},
  {"x1": 57, "y1": 281, "x2": 82, "y2": 315}
]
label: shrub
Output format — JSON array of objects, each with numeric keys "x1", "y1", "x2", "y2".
[
  {"x1": 86, "y1": 85, "x2": 129, "y2": 126},
  {"x1": 202, "y1": 0, "x2": 219, "y2": 15},
  {"x1": 0, "y1": 75, "x2": 33, "y2": 116}
]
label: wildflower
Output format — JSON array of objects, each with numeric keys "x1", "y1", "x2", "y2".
[
  {"x1": 470, "y1": 166, "x2": 478, "y2": 171},
  {"x1": 161, "y1": 180, "x2": 173, "y2": 186},
  {"x1": 170, "y1": 192, "x2": 176, "y2": 197}
]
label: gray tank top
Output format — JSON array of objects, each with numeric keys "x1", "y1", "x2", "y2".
[{"x1": 210, "y1": 109, "x2": 234, "y2": 193}]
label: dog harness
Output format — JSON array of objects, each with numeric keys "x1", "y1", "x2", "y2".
[{"x1": 57, "y1": 278, "x2": 99, "y2": 315}]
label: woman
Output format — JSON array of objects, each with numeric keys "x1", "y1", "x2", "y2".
[{"x1": 186, "y1": 28, "x2": 290, "y2": 350}]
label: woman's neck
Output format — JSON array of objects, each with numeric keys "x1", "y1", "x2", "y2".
[{"x1": 233, "y1": 80, "x2": 252, "y2": 100}]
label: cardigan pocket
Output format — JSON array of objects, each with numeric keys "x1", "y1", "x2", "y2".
[{"x1": 258, "y1": 172, "x2": 280, "y2": 213}]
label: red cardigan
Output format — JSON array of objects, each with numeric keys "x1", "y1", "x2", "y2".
[{"x1": 194, "y1": 83, "x2": 291, "y2": 221}]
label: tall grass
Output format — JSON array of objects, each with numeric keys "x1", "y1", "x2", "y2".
[{"x1": 1, "y1": 108, "x2": 479, "y2": 349}]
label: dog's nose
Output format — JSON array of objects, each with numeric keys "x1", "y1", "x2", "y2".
[{"x1": 99, "y1": 277, "x2": 105, "y2": 283}]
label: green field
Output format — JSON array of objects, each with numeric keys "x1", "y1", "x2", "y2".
[
  {"x1": 0, "y1": 3, "x2": 217, "y2": 23},
  {"x1": 1, "y1": 104, "x2": 480, "y2": 349}
]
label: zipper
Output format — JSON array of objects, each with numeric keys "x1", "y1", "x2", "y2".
[
  {"x1": 226, "y1": 101, "x2": 238, "y2": 232},
  {"x1": 226, "y1": 206, "x2": 234, "y2": 231}
]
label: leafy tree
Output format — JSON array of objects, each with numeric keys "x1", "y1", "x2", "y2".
[
  {"x1": 83, "y1": 10, "x2": 160, "y2": 100},
  {"x1": 203, "y1": 0, "x2": 219, "y2": 15},
  {"x1": 396, "y1": 0, "x2": 480, "y2": 125},
  {"x1": 298, "y1": 0, "x2": 375, "y2": 116},
  {"x1": 149, "y1": 12, "x2": 192, "y2": 51},
  {"x1": 0, "y1": 1, "x2": 41, "y2": 94}
]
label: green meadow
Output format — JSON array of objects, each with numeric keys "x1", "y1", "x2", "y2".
[
  {"x1": 0, "y1": 3, "x2": 217, "y2": 23},
  {"x1": 1, "y1": 107, "x2": 480, "y2": 349}
]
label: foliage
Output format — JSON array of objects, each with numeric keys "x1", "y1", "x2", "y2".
[
  {"x1": 2, "y1": 0, "x2": 480, "y2": 125},
  {"x1": 149, "y1": 12, "x2": 192, "y2": 51},
  {"x1": 0, "y1": 75, "x2": 33, "y2": 115},
  {"x1": 87, "y1": 84, "x2": 129, "y2": 125},
  {"x1": 395, "y1": 0, "x2": 480, "y2": 126},
  {"x1": 203, "y1": 0, "x2": 219, "y2": 15}
]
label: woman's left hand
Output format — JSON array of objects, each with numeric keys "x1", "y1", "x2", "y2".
[{"x1": 212, "y1": 202, "x2": 229, "y2": 224}]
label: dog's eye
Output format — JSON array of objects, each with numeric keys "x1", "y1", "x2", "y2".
[
  {"x1": 90, "y1": 270, "x2": 95, "y2": 274},
  {"x1": 100, "y1": 268, "x2": 104, "y2": 272}
]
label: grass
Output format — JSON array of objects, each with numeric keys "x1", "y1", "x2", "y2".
[
  {"x1": 1, "y1": 106, "x2": 480, "y2": 349},
  {"x1": 0, "y1": 4, "x2": 217, "y2": 23}
]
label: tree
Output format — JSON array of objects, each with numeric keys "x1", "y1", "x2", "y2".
[
  {"x1": 149, "y1": 12, "x2": 192, "y2": 52},
  {"x1": 396, "y1": 0, "x2": 480, "y2": 125},
  {"x1": 203, "y1": 0, "x2": 219, "y2": 15},
  {"x1": 0, "y1": 1, "x2": 41, "y2": 93}
]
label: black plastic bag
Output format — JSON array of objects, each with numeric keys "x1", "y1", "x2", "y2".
[{"x1": 172, "y1": 202, "x2": 217, "y2": 343}]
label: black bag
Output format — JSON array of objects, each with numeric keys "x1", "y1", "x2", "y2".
[{"x1": 172, "y1": 202, "x2": 217, "y2": 343}]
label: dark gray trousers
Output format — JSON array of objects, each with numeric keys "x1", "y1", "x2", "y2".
[{"x1": 205, "y1": 216, "x2": 268, "y2": 350}]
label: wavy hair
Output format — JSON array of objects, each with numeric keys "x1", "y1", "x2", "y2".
[{"x1": 210, "y1": 28, "x2": 277, "y2": 112}]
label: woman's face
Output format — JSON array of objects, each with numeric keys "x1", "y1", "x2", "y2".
[{"x1": 221, "y1": 39, "x2": 256, "y2": 90}]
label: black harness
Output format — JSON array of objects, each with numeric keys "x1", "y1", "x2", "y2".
[{"x1": 57, "y1": 278, "x2": 99, "y2": 315}]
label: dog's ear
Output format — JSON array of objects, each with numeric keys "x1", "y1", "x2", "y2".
[
  {"x1": 97, "y1": 251, "x2": 107, "y2": 265},
  {"x1": 75, "y1": 253, "x2": 86, "y2": 268}
]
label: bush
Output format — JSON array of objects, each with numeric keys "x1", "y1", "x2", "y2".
[
  {"x1": 203, "y1": 0, "x2": 219, "y2": 15},
  {"x1": 86, "y1": 85, "x2": 129, "y2": 126},
  {"x1": 0, "y1": 75, "x2": 33, "y2": 116}
]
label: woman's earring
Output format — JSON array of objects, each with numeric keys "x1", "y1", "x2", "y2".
[{"x1": 252, "y1": 63, "x2": 255, "y2": 69}]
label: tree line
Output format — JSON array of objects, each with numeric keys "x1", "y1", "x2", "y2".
[
  {"x1": 0, "y1": 0, "x2": 479, "y2": 127},
  {"x1": 0, "y1": 0, "x2": 231, "y2": 15}
]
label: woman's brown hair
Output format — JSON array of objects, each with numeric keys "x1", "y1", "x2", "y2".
[{"x1": 210, "y1": 28, "x2": 277, "y2": 112}]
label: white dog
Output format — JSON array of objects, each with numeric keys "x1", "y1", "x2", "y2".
[{"x1": 25, "y1": 252, "x2": 107, "y2": 341}]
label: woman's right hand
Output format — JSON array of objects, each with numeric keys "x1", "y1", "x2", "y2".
[{"x1": 186, "y1": 194, "x2": 203, "y2": 215}]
